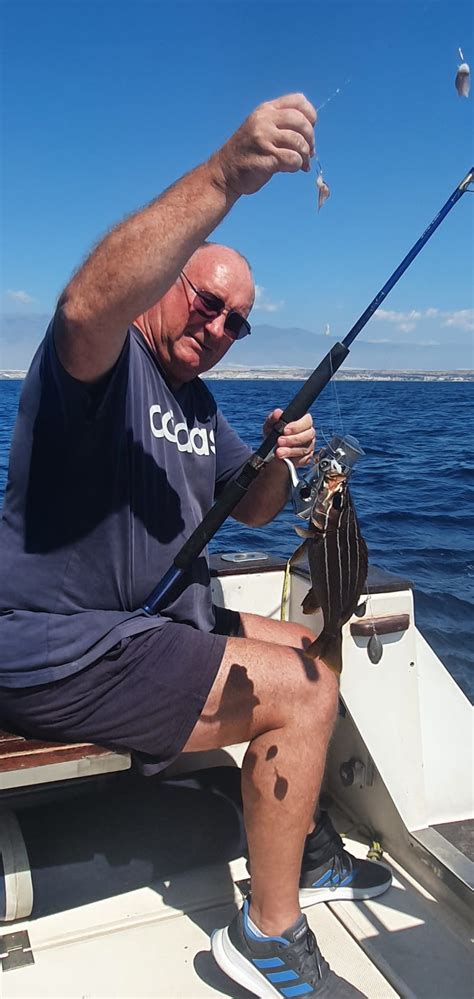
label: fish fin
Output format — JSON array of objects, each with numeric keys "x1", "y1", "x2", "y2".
[
  {"x1": 304, "y1": 630, "x2": 343, "y2": 674},
  {"x1": 289, "y1": 539, "x2": 309, "y2": 566},
  {"x1": 302, "y1": 589, "x2": 321, "y2": 614},
  {"x1": 294, "y1": 525, "x2": 313, "y2": 538}
]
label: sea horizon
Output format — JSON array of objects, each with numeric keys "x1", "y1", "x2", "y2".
[{"x1": 1, "y1": 368, "x2": 474, "y2": 383}]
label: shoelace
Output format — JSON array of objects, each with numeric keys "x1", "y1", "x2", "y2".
[
  {"x1": 328, "y1": 849, "x2": 354, "y2": 889},
  {"x1": 290, "y1": 926, "x2": 324, "y2": 983}
]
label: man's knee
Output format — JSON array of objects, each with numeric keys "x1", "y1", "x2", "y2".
[
  {"x1": 269, "y1": 645, "x2": 338, "y2": 737},
  {"x1": 298, "y1": 658, "x2": 338, "y2": 728},
  {"x1": 194, "y1": 635, "x2": 338, "y2": 748}
]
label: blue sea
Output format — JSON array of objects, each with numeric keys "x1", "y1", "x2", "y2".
[{"x1": 1, "y1": 377, "x2": 473, "y2": 700}]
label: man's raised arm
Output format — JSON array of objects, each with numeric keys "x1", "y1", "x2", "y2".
[{"x1": 55, "y1": 93, "x2": 316, "y2": 382}]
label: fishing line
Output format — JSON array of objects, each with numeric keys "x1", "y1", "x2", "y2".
[
  {"x1": 316, "y1": 78, "x2": 352, "y2": 113},
  {"x1": 344, "y1": 375, "x2": 382, "y2": 656},
  {"x1": 311, "y1": 356, "x2": 384, "y2": 657},
  {"x1": 329, "y1": 350, "x2": 345, "y2": 435},
  {"x1": 362, "y1": 589, "x2": 383, "y2": 663},
  {"x1": 314, "y1": 72, "x2": 375, "y2": 436},
  {"x1": 324, "y1": 365, "x2": 381, "y2": 650},
  {"x1": 315, "y1": 339, "x2": 346, "y2": 447},
  {"x1": 349, "y1": 413, "x2": 383, "y2": 660},
  {"x1": 314, "y1": 78, "x2": 352, "y2": 209}
]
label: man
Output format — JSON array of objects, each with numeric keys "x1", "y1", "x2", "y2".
[{"x1": 0, "y1": 94, "x2": 390, "y2": 997}]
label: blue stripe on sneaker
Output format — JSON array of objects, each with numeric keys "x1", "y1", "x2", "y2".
[
  {"x1": 267, "y1": 970, "x2": 299, "y2": 983},
  {"x1": 254, "y1": 958, "x2": 285, "y2": 969},
  {"x1": 340, "y1": 873, "x2": 354, "y2": 886},
  {"x1": 312, "y1": 869, "x2": 334, "y2": 887},
  {"x1": 281, "y1": 984, "x2": 313, "y2": 997}
]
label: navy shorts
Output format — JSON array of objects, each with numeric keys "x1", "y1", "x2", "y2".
[{"x1": 0, "y1": 607, "x2": 242, "y2": 776}]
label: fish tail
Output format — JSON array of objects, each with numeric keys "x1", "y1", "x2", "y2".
[{"x1": 305, "y1": 630, "x2": 343, "y2": 675}]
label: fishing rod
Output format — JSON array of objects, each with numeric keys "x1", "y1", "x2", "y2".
[{"x1": 142, "y1": 166, "x2": 474, "y2": 615}]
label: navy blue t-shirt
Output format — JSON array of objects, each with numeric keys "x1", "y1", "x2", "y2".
[{"x1": 0, "y1": 322, "x2": 252, "y2": 687}]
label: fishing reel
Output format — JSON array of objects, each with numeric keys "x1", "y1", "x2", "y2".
[{"x1": 292, "y1": 434, "x2": 365, "y2": 520}]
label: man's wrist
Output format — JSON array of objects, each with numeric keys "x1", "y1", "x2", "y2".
[{"x1": 207, "y1": 152, "x2": 241, "y2": 203}]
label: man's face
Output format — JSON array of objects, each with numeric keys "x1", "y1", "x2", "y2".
[{"x1": 153, "y1": 248, "x2": 254, "y2": 387}]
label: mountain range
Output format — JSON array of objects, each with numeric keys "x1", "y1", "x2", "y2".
[{"x1": 0, "y1": 315, "x2": 472, "y2": 372}]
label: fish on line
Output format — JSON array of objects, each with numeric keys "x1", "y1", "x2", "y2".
[
  {"x1": 455, "y1": 47, "x2": 470, "y2": 97},
  {"x1": 290, "y1": 436, "x2": 368, "y2": 675}
]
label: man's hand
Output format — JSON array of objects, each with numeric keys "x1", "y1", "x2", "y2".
[
  {"x1": 211, "y1": 93, "x2": 317, "y2": 197},
  {"x1": 233, "y1": 406, "x2": 315, "y2": 526},
  {"x1": 263, "y1": 408, "x2": 316, "y2": 468}
]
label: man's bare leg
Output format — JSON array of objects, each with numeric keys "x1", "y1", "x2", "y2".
[
  {"x1": 237, "y1": 611, "x2": 324, "y2": 835},
  {"x1": 182, "y1": 635, "x2": 338, "y2": 936}
]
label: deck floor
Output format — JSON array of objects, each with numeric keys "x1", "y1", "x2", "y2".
[
  {"x1": 2, "y1": 853, "x2": 395, "y2": 998},
  {"x1": 1, "y1": 768, "x2": 472, "y2": 998},
  {"x1": 2, "y1": 835, "x2": 472, "y2": 998},
  {"x1": 432, "y1": 819, "x2": 474, "y2": 862}
]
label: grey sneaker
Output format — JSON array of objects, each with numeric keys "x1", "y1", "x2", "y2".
[
  {"x1": 211, "y1": 898, "x2": 366, "y2": 997},
  {"x1": 245, "y1": 811, "x2": 392, "y2": 909},
  {"x1": 298, "y1": 811, "x2": 392, "y2": 907},
  {"x1": 299, "y1": 848, "x2": 392, "y2": 907}
]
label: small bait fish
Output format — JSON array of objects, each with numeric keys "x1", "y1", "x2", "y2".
[
  {"x1": 455, "y1": 48, "x2": 470, "y2": 97},
  {"x1": 315, "y1": 157, "x2": 330, "y2": 210},
  {"x1": 316, "y1": 173, "x2": 331, "y2": 210},
  {"x1": 290, "y1": 436, "x2": 368, "y2": 674}
]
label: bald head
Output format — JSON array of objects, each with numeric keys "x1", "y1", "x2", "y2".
[
  {"x1": 187, "y1": 243, "x2": 255, "y2": 308},
  {"x1": 191, "y1": 241, "x2": 252, "y2": 275},
  {"x1": 135, "y1": 242, "x2": 255, "y2": 388}
]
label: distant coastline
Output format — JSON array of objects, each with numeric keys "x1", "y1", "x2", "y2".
[
  {"x1": 1, "y1": 368, "x2": 473, "y2": 383},
  {"x1": 205, "y1": 368, "x2": 474, "y2": 383}
]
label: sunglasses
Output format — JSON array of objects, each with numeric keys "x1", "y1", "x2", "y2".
[{"x1": 180, "y1": 270, "x2": 251, "y2": 341}]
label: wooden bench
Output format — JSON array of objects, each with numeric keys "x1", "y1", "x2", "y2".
[
  {"x1": 0, "y1": 728, "x2": 242, "y2": 926},
  {"x1": 0, "y1": 730, "x2": 131, "y2": 792},
  {"x1": 0, "y1": 730, "x2": 131, "y2": 923}
]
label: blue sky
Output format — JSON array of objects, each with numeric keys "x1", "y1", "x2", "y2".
[{"x1": 1, "y1": 0, "x2": 473, "y2": 370}]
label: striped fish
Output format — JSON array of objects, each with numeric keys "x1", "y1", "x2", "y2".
[{"x1": 291, "y1": 470, "x2": 368, "y2": 674}]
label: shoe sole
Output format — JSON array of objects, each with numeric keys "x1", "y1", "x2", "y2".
[
  {"x1": 211, "y1": 925, "x2": 282, "y2": 998},
  {"x1": 299, "y1": 878, "x2": 392, "y2": 908}
]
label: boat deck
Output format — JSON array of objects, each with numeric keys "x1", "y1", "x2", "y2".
[
  {"x1": 1, "y1": 771, "x2": 471, "y2": 998},
  {"x1": 1, "y1": 556, "x2": 472, "y2": 996},
  {"x1": 432, "y1": 819, "x2": 474, "y2": 862}
]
